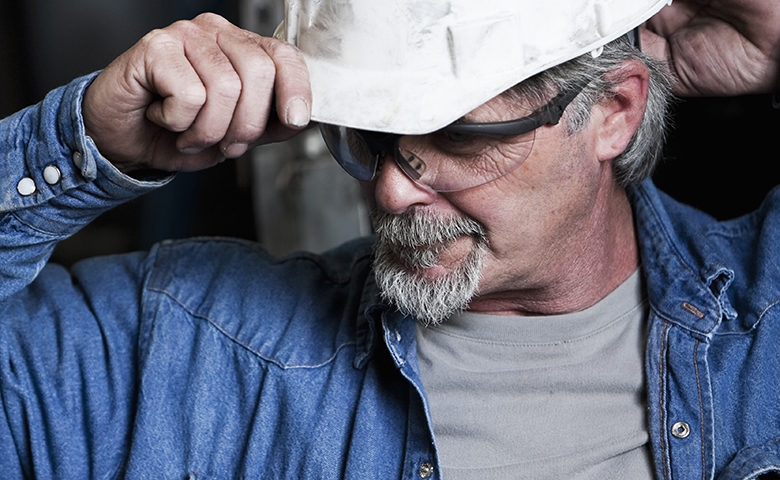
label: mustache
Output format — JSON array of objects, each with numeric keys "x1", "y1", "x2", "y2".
[{"x1": 370, "y1": 209, "x2": 489, "y2": 248}]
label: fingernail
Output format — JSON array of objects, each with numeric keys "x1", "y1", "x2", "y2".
[
  {"x1": 222, "y1": 142, "x2": 248, "y2": 158},
  {"x1": 180, "y1": 146, "x2": 204, "y2": 155},
  {"x1": 285, "y1": 97, "x2": 310, "y2": 128}
]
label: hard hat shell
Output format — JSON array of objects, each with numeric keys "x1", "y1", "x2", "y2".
[{"x1": 282, "y1": 0, "x2": 671, "y2": 134}]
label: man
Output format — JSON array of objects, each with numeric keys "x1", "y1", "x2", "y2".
[{"x1": 0, "y1": 0, "x2": 778, "y2": 479}]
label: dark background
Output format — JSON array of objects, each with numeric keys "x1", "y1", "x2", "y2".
[
  {"x1": 654, "y1": 94, "x2": 779, "y2": 220},
  {"x1": 1, "y1": 0, "x2": 778, "y2": 266}
]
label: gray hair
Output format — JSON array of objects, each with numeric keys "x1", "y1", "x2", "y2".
[{"x1": 508, "y1": 36, "x2": 674, "y2": 186}]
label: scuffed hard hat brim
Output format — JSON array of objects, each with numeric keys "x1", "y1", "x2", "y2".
[{"x1": 284, "y1": 0, "x2": 672, "y2": 134}]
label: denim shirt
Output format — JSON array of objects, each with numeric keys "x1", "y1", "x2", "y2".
[{"x1": 0, "y1": 75, "x2": 778, "y2": 480}]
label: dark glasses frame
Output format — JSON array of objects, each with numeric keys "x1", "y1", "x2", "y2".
[
  {"x1": 442, "y1": 79, "x2": 589, "y2": 137},
  {"x1": 321, "y1": 78, "x2": 589, "y2": 187}
]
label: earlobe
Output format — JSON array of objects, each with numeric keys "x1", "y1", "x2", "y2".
[{"x1": 593, "y1": 60, "x2": 650, "y2": 163}]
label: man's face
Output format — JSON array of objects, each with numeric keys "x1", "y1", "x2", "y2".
[{"x1": 366, "y1": 89, "x2": 614, "y2": 324}]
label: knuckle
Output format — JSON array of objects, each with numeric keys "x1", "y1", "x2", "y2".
[
  {"x1": 193, "y1": 12, "x2": 228, "y2": 27},
  {"x1": 231, "y1": 119, "x2": 268, "y2": 143},
  {"x1": 213, "y1": 71, "x2": 242, "y2": 101},
  {"x1": 266, "y1": 39, "x2": 303, "y2": 61},
  {"x1": 166, "y1": 19, "x2": 201, "y2": 37},
  {"x1": 178, "y1": 84, "x2": 208, "y2": 108},
  {"x1": 139, "y1": 28, "x2": 177, "y2": 52},
  {"x1": 246, "y1": 54, "x2": 276, "y2": 82}
]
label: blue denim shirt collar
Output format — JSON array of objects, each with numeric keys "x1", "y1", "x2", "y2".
[
  {"x1": 354, "y1": 266, "x2": 386, "y2": 368},
  {"x1": 629, "y1": 180, "x2": 740, "y2": 336}
]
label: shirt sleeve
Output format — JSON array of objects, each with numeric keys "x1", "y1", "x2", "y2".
[
  {"x1": 0, "y1": 72, "x2": 172, "y2": 301},
  {"x1": 0, "y1": 74, "x2": 171, "y2": 478}
]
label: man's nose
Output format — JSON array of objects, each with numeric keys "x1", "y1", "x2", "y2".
[{"x1": 372, "y1": 153, "x2": 437, "y2": 215}]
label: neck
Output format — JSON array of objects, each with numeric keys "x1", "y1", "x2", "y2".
[{"x1": 469, "y1": 183, "x2": 639, "y2": 316}]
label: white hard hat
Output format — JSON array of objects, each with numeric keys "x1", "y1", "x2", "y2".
[{"x1": 280, "y1": 0, "x2": 672, "y2": 134}]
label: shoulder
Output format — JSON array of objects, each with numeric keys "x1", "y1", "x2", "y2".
[
  {"x1": 632, "y1": 181, "x2": 780, "y2": 329},
  {"x1": 142, "y1": 236, "x2": 377, "y2": 367},
  {"x1": 632, "y1": 181, "x2": 780, "y2": 263}
]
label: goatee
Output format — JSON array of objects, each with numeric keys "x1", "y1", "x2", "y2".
[{"x1": 371, "y1": 209, "x2": 489, "y2": 326}]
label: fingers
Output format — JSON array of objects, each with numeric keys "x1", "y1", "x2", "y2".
[
  {"x1": 259, "y1": 36, "x2": 313, "y2": 128},
  {"x1": 644, "y1": 1, "x2": 699, "y2": 37},
  {"x1": 142, "y1": 28, "x2": 209, "y2": 135},
  {"x1": 143, "y1": 13, "x2": 311, "y2": 160},
  {"x1": 644, "y1": 0, "x2": 780, "y2": 96},
  {"x1": 213, "y1": 19, "x2": 313, "y2": 157}
]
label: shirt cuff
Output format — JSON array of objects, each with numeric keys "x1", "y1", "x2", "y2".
[{"x1": 1, "y1": 72, "x2": 173, "y2": 236}]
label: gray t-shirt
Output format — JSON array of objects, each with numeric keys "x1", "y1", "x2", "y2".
[{"x1": 416, "y1": 270, "x2": 653, "y2": 479}]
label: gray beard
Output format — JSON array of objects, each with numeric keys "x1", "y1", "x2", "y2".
[{"x1": 371, "y1": 209, "x2": 489, "y2": 326}]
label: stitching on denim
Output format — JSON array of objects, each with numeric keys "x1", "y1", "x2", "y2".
[
  {"x1": 682, "y1": 302, "x2": 705, "y2": 319},
  {"x1": 7, "y1": 210, "x2": 67, "y2": 237},
  {"x1": 381, "y1": 318, "x2": 406, "y2": 367},
  {"x1": 693, "y1": 339, "x2": 706, "y2": 480},
  {"x1": 148, "y1": 286, "x2": 359, "y2": 370},
  {"x1": 652, "y1": 306, "x2": 712, "y2": 342},
  {"x1": 758, "y1": 297, "x2": 780, "y2": 323},
  {"x1": 704, "y1": 295, "x2": 780, "y2": 338},
  {"x1": 659, "y1": 322, "x2": 670, "y2": 480},
  {"x1": 157, "y1": 237, "x2": 373, "y2": 287},
  {"x1": 744, "y1": 466, "x2": 780, "y2": 479}
]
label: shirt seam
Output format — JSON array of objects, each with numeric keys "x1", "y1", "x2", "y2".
[
  {"x1": 153, "y1": 237, "x2": 373, "y2": 287},
  {"x1": 147, "y1": 285, "x2": 358, "y2": 370}
]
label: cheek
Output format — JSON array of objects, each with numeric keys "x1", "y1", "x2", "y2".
[{"x1": 451, "y1": 136, "x2": 600, "y2": 254}]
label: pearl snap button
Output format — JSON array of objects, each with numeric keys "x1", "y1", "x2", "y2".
[
  {"x1": 43, "y1": 165, "x2": 62, "y2": 185},
  {"x1": 17, "y1": 177, "x2": 36, "y2": 196}
]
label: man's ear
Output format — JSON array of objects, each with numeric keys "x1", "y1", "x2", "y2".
[{"x1": 592, "y1": 60, "x2": 650, "y2": 162}]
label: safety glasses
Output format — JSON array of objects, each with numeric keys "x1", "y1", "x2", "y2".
[{"x1": 320, "y1": 80, "x2": 588, "y2": 192}]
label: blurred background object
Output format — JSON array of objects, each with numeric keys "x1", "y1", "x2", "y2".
[
  {"x1": 241, "y1": 0, "x2": 371, "y2": 255},
  {"x1": 0, "y1": 0, "x2": 776, "y2": 266}
]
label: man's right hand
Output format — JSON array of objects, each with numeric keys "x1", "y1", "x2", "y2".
[{"x1": 82, "y1": 13, "x2": 312, "y2": 174}]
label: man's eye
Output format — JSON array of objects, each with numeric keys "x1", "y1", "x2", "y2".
[
  {"x1": 444, "y1": 130, "x2": 470, "y2": 143},
  {"x1": 433, "y1": 130, "x2": 490, "y2": 156}
]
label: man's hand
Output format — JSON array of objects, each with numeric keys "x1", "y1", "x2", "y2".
[
  {"x1": 82, "y1": 13, "x2": 311, "y2": 173},
  {"x1": 642, "y1": 0, "x2": 780, "y2": 96}
]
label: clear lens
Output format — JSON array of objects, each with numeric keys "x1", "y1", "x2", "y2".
[
  {"x1": 319, "y1": 124, "x2": 378, "y2": 181},
  {"x1": 396, "y1": 130, "x2": 536, "y2": 192},
  {"x1": 320, "y1": 124, "x2": 536, "y2": 192}
]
